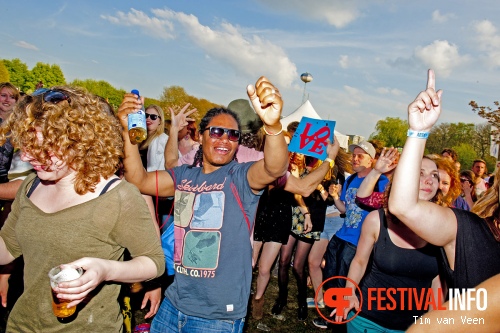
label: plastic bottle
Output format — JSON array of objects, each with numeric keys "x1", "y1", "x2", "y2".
[{"x1": 128, "y1": 89, "x2": 147, "y2": 144}]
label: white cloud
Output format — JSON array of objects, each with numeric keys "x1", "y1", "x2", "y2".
[
  {"x1": 472, "y1": 20, "x2": 500, "y2": 67},
  {"x1": 101, "y1": 8, "x2": 175, "y2": 40},
  {"x1": 376, "y1": 87, "x2": 405, "y2": 96},
  {"x1": 257, "y1": 0, "x2": 362, "y2": 28},
  {"x1": 339, "y1": 55, "x2": 349, "y2": 68},
  {"x1": 414, "y1": 40, "x2": 470, "y2": 77},
  {"x1": 431, "y1": 10, "x2": 456, "y2": 23},
  {"x1": 14, "y1": 41, "x2": 38, "y2": 51},
  {"x1": 103, "y1": 8, "x2": 298, "y2": 88}
]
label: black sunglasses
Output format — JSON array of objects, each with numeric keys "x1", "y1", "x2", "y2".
[
  {"x1": 145, "y1": 113, "x2": 160, "y2": 121},
  {"x1": 32, "y1": 88, "x2": 71, "y2": 104},
  {"x1": 460, "y1": 178, "x2": 471, "y2": 183},
  {"x1": 204, "y1": 126, "x2": 240, "y2": 142}
]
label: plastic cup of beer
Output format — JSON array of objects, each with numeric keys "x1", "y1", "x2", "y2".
[{"x1": 48, "y1": 265, "x2": 83, "y2": 321}]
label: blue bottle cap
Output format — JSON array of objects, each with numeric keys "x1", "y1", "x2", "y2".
[{"x1": 131, "y1": 89, "x2": 140, "y2": 96}]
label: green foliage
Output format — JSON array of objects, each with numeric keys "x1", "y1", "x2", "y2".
[
  {"x1": 70, "y1": 79, "x2": 126, "y2": 110},
  {"x1": 31, "y1": 62, "x2": 66, "y2": 89},
  {"x1": 484, "y1": 155, "x2": 497, "y2": 175},
  {"x1": 368, "y1": 117, "x2": 408, "y2": 148},
  {"x1": 470, "y1": 100, "x2": 500, "y2": 140},
  {"x1": 0, "y1": 61, "x2": 10, "y2": 82},
  {"x1": 159, "y1": 86, "x2": 219, "y2": 123},
  {"x1": 2, "y1": 58, "x2": 33, "y2": 92},
  {"x1": 426, "y1": 122, "x2": 475, "y2": 154},
  {"x1": 454, "y1": 143, "x2": 478, "y2": 172}
]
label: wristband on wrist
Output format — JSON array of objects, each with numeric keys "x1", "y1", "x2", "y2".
[
  {"x1": 324, "y1": 157, "x2": 335, "y2": 168},
  {"x1": 303, "y1": 212, "x2": 310, "y2": 216},
  {"x1": 263, "y1": 125, "x2": 283, "y2": 136},
  {"x1": 407, "y1": 129, "x2": 430, "y2": 139}
]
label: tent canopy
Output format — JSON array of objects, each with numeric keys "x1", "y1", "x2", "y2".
[{"x1": 280, "y1": 100, "x2": 349, "y2": 149}]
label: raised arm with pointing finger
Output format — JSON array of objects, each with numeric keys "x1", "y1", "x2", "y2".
[{"x1": 388, "y1": 69, "x2": 500, "y2": 290}]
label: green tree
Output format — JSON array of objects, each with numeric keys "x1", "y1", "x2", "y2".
[
  {"x1": 426, "y1": 122, "x2": 475, "y2": 154},
  {"x1": 31, "y1": 62, "x2": 66, "y2": 91},
  {"x1": 368, "y1": 117, "x2": 408, "y2": 148},
  {"x1": 70, "y1": 79, "x2": 126, "y2": 110},
  {"x1": 0, "y1": 61, "x2": 9, "y2": 82},
  {"x1": 160, "y1": 86, "x2": 218, "y2": 123},
  {"x1": 454, "y1": 143, "x2": 478, "y2": 172},
  {"x1": 473, "y1": 123, "x2": 492, "y2": 160},
  {"x1": 2, "y1": 58, "x2": 33, "y2": 92}
]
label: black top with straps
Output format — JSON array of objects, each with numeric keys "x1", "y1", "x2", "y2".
[{"x1": 357, "y1": 209, "x2": 439, "y2": 330}]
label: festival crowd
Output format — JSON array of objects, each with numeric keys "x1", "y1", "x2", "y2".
[{"x1": 0, "y1": 70, "x2": 498, "y2": 333}]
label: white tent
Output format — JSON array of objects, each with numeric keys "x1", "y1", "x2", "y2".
[{"x1": 280, "y1": 100, "x2": 349, "y2": 149}]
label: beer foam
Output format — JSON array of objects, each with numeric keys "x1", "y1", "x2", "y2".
[{"x1": 54, "y1": 267, "x2": 82, "y2": 282}]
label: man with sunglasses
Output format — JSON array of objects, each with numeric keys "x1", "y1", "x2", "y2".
[{"x1": 118, "y1": 77, "x2": 289, "y2": 333}]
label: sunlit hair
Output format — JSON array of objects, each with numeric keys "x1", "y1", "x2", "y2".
[
  {"x1": 191, "y1": 107, "x2": 240, "y2": 168},
  {"x1": 140, "y1": 104, "x2": 165, "y2": 150},
  {"x1": 429, "y1": 155, "x2": 461, "y2": 207},
  {"x1": 0, "y1": 85, "x2": 123, "y2": 195},
  {"x1": 472, "y1": 167, "x2": 500, "y2": 241},
  {"x1": 335, "y1": 148, "x2": 353, "y2": 176},
  {"x1": 288, "y1": 152, "x2": 306, "y2": 175},
  {"x1": 0, "y1": 82, "x2": 20, "y2": 102},
  {"x1": 385, "y1": 157, "x2": 444, "y2": 223}
]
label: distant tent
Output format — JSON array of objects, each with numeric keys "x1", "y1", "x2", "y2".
[{"x1": 280, "y1": 100, "x2": 349, "y2": 149}]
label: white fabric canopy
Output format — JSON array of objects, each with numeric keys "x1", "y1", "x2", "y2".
[{"x1": 280, "y1": 100, "x2": 349, "y2": 149}]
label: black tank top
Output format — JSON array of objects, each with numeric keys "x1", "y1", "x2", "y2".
[
  {"x1": 442, "y1": 209, "x2": 500, "y2": 290},
  {"x1": 358, "y1": 209, "x2": 439, "y2": 330}
]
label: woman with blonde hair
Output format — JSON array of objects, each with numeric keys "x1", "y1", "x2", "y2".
[
  {"x1": 139, "y1": 104, "x2": 168, "y2": 171},
  {"x1": 0, "y1": 86, "x2": 164, "y2": 332}
]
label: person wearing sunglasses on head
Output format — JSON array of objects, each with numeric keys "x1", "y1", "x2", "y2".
[
  {"x1": 118, "y1": 77, "x2": 289, "y2": 333},
  {"x1": 0, "y1": 86, "x2": 165, "y2": 332}
]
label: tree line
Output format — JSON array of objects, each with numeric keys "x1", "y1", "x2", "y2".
[
  {"x1": 0, "y1": 58, "x2": 220, "y2": 123},
  {"x1": 3, "y1": 57, "x2": 500, "y2": 171},
  {"x1": 369, "y1": 117, "x2": 497, "y2": 172}
]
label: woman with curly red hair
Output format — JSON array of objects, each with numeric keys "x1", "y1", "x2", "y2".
[{"x1": 0, "y1": 86, "x2": 164, "y2": 332}]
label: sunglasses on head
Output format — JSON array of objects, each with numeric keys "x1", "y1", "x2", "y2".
[
  {"x1": 32, "y1": 88, "x2": 71, "y2": 105},
  {"x1": 145, "y1": 113, "x2": 160, "y2": 121},
  {"x1": 204, "y1": 126, "x2": 241, "y2": 142}
]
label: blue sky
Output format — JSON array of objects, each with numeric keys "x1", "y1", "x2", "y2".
[{"x1": 2, "y1": 0, "x2": 500, "y2": 138}]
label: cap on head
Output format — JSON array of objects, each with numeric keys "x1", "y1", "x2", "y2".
[
  {"x1": 348, "y1": 140, "x2": 376, "y2": 159},
  {"x1": 227, "y1": 99, "x2": 263, "y2": 134}
]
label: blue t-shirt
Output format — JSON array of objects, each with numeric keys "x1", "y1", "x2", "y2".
[
  {"x1": 165, "y1": 161, "x2": 261, "y2": 320},
  {"x1": 335, "y1": 173, "x2": 389, "y2": 246}
]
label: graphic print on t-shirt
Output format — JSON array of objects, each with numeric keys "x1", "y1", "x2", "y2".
[
  {"x1": 344, "y1": 187, "x2": 363, "y2": 228},
  {"x1": 174, "y1": 190, "x2": 225, "y2": 275}
]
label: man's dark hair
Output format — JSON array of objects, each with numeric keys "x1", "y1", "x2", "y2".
[
  {"x1": 286, "y1": 121, "x2": 299, "y2": 134},
  {"x1": 192, "y1": 107, "x2": 241, "y2": 167},
  {"x1": 441, "y1": 148, "x2": 458, "y2": 162}
]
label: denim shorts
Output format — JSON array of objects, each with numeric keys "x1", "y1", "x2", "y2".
[
  {"x1": 319, "y1": 215, "x2": 344, "y2": 241},
  {"x1": 151, "y1": 297, "x2": 245, "y2": 333}
]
